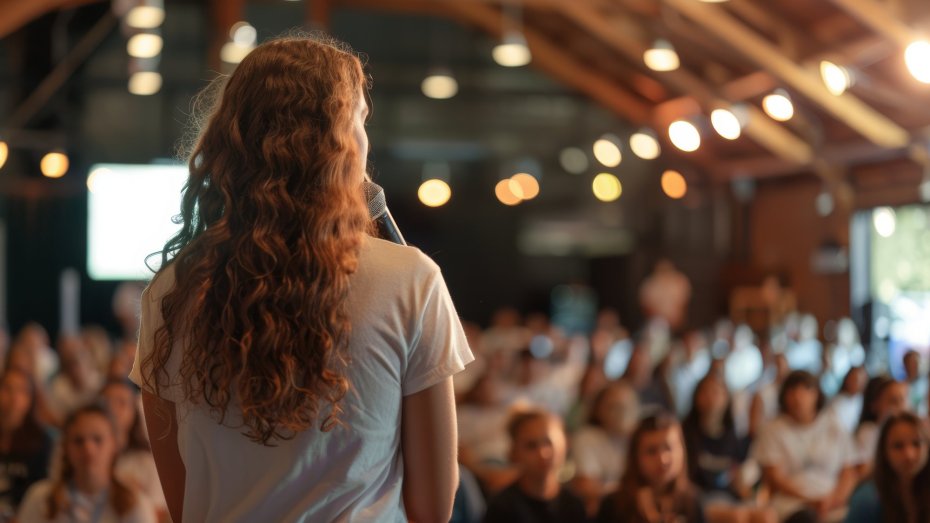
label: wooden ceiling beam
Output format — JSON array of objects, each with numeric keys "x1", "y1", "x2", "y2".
[
  {"x1": 0, "y1": 0, "x2": 100, "y2": 39},
  {"x1": 826, "y1": 0, "x2": 916, "y2": 48},
  {"x1": 664, "y1": 0, "x2": 911, "y2": 150},
  {"x1": 559, "y1": 3, "x2": 813, "y2": 166}
]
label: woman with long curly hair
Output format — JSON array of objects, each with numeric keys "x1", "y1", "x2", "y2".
[
  {"x1": 15, "y1": 404, "x2": 155, "y2": 522},
  {"x1": 129, "y1": 33, "x2": 472, "y2": 523}
]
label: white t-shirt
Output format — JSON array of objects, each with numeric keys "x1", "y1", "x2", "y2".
[
  {"x1": 129, "y1": 236, "x2": 473, "y2": 523},
  {"x1": 16, "y1": 480, "x2": 156, "y2": 523},
  {"x1": 753, "y1": 413, "x2": 856, "y2": 518}
]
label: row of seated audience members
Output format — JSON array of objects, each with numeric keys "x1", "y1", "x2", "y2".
[
  {"x1": 0, "y1": 322, "x2": 165, "y2": 523},
  {"x1": 452, "y1": 309, "x2": 930, "y2": 523}
]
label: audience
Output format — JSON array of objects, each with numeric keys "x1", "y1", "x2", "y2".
[
  {"x1": 16, "y1": 404, "x2": 156, "y2": 523},
  {"x1": 854, "y1": 377, "x2": 909, "y2": 478}
]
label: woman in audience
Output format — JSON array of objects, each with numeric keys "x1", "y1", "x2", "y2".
[
  {"x1": 683, "y1": 374, "x2": 775, "y2": 523},
  {"x1": 855, "y1": 376, "x2": 909, "y2": 479},
  {"x1": 596, "y1": 412, "x2": 704, "y2": 523},
  {"x1": 748, "y1": 352, "x2": 789, "y2": 438},
  {"x1": 482, "y1": 409, "x2": 587, "y2": 523},
  {"x1": 570, "y1": 380, "x2": 640, "y2": 516},
  {"x1": 46, "y1": 336, "x2": 103, "y2": 424},
  {"x1": 753, "y1": 370, "x2": 857, "y2": 523},
  {"x1": 845, "y1": 411, "x2": 930, "y2": 523},
  {"x1": 0, "y1": 368, "x2": 53, "y2": 519},
  {"x1": 823, "y1": 366, "x2": 866, "y2": 434},
  {"x1": 100, "y1": 379, "x2": 168, "y2": 522},
  {"x1": 16, "y1": 404, "x2": 155, "y2": 523}
]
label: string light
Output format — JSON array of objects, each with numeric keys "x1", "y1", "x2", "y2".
[
  {"x1": 421, "y1": 69, "x2": 458, "y2": 99},
  {"x1": 40, "y1": 152, "x2": 69, "y2": 178},
  {"x1": 643, "y1": 39, "x2": 680, "y2": 72},
  {"x1": 629, "y1": 129, "x2": 661, "y2": 160},
  {"x1": 661, "y1": 170, "x2": 687, "y2": 199},
  {"x1": 593, "y1": 134, "x2": 622, "y2": 167},
  {"x1": 668, "y1": 120, "x2": 701, "y2": 152},
  {"x1": 592, "y1": 173, "x2": 622, "y2": 202},
  {"x1": 418, "y1": 179, "x2": 452, "y2": 207}
]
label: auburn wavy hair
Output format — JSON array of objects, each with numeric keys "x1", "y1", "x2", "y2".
[{"x1": 143, "y1": 34, "x2": 371, "y2": 444}]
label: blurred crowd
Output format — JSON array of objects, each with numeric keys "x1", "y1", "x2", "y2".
[{"x1": 452, "y1": 307, "x2": 930, "y2": 523}]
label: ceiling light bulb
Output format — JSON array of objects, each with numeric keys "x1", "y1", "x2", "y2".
[
  {"x1": 126, "y1": 5, "x2": 165, "y2": 29},
  {"x1": 629, "y1": 129, "x2": 661, "y2": 160},
  {"x1": 418, "y1": 179, "x2": 452, "y2": 207},
  {"x1": 711, "y1": 108, "x2": 742, "y2": 140},
  {"x1": 127, "y1": 33, "x2": 163, "y2": 58},
  {"x1": 592, "y1": 173, "x2": 622, "y2": 202},
  {"x1": 593, "y1": 134, "x2": 622, "y2": 167},
  {"x1": 668, "y1": 120, "x2": 701, "y2": 152},
  {"x1": 643, "y1": 39, "x2": 680, "y2": 72},
  {"x1": 492, "y1": 31, "x2": 531, "y2": 67},
  {"x1": 128, "y1": 71, "x2": 162, "y2": 95},
  {"x1": 763, "y1": 89, "x2": 794, "y2": 121},
  {"x1": 905, "y1": 40, "x2": 930, "y2": 84},
  {"x1": 421, "y1": 69, "x2": 458, "y2": 99},
  {"x1": 40, "y1": 152, "x2": 69, "y2": 178},
  {"x1": 820, "y1": 60, "x2": 852, "y2": 95}
]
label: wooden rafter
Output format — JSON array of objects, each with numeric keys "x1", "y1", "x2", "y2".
[
  {"x1": 664, "y1": 0, "x2": 911, "y2": 150},
  {"x1": 558, "y1": 3, "x2": 813, "y2": 166},
  {"x1": 827, "y1": 0, "x2": 915, "y2": 48}
]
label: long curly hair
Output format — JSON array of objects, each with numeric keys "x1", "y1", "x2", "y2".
[{"x1": 143, "y1": 34, "x2": 371, "y2": 445}]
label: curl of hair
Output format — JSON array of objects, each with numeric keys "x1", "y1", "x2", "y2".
[
  {"x1": 143, "y1": 33, "x2": 371, "y2": 445},
  {"x1": 46, "y1": 404, "x2": 136, "y2": 519},
  {"x1": 874, "y1": 411, "x2": 930, "y2": 522}
]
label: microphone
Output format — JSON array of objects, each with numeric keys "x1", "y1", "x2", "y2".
[{"x1": 364, "y1": 181, "x2": 406, "y2": 246}]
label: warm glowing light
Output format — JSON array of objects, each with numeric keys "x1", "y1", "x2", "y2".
[
  {"x1": 643, "y1": 39, "x2": 679, "y2": 72},
  {"x1": 220, "y1": 41, "x2": 255, "y2": 64},
  {"x1": 0, "y1": 141, "x2": 7, "y2": 170},
  {"x1": 873, "y1": 207, "x2": 896, "y2": 237},
  {"x1": 493, "y1": 31, "x2": 531, "y2": 67},
  {"x1": 128, "y1": 71, "x2": 162, "y2": 95},
  {"x1": 40, "y1": 152, "x2": 69, "y2": 178},
  {"x1": 763, "y1": 90, "x2": 794, "y2": 121},
  {"x1": 906, "y1": 40, "x2": 930, "y2": 84},
  {"x1": 668, "y1": 120, "x2": 701, "y2": 152},
  {"x1": 495, "y1": 179, "x2": 522, "y2": 206},
  {"x1": 231, "y1": 22, "x2": 257, "y2": 46},
  {"x1": 126, "y1": 5, "x2": 165, "y2": 29},
  {"x1": 592, "y1": 173, "x2": 622, "y2": 202},
  {"x1": 661, "y1": 170, "x2": 687, "y2": 199},
  {"x1": 593, "y1": 134, "x2": 622, "y2": 167},
  {"x1": 127, "y1": 33, "x2": 163, "y2": 58},
  {"x1": 629, "y1": 129, "x2": 660, "y2": 160},
  {"x1": 711, "y1": 108, "x2": 742, "y2": 140},
  {"x1": 560, "y1": 147, "x2": 588, "y2": 174},
  {"x1": 418, "y1": 179, "x2": 452, "y2": 207},
  {"x1": 820, "y1": 61, "x2": 852, "y2": 95},
  {"x1": 421, "y1": 70, "x2": 458, "y2": 99},
  {"x1": 86, "y1": 167, "x2": 112, "y2": 193},
  {"x1": 511, "y1": 173, "x2": 540, "y2": 200}
]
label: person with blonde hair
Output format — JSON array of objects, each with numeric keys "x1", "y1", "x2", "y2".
[{"x1": 130, "y1": 33, "x2": 472, "y2": 523}]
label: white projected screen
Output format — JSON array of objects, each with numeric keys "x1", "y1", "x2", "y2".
[{"x1": 87, "y1": 163, "x2": 187, "y2": 281}]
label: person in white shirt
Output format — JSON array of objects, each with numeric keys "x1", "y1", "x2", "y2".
[
  {"x1": 16, "y1": 404, "x2": 155, "y2": 523},
  {"x1": 129, "y1": 34, "x2": 472, "y2": 523},
  {"x1": 753, "y1": 370, "x2": 857, "y2": 522}
]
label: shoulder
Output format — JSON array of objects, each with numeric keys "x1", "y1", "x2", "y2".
[{"x1": 359, "y1": 235, "x2": 441, "y2": 278}]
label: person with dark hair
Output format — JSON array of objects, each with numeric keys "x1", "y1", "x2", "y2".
[
  {"x1": 570, "y1": 380, "x2": 640, "y2": 516},
  {"x1": 902, "y1": 350, "x2": 928, "y2": 416},
  {"x1": 0, "y1": 368, "x2": 53, "y2": 519},
  {"x1": 596, "y1": 412, "x2": 705, "y2": 523},
  {"x1": 16, "y1": 404, "x2": 155, "y2": 522},
  {"x1": 129, "y1": 33, "x2": 472, "y2": 523},
  {"x1": 682, "y1": 374, "x2": 775, "y2": 523},
  {"x1": 100, "y1": 379, "x2": 167, "y2": 521},
  {"x1": 845, "y1": 411, "x2": 930, "y2": 523},
  {"x1": 752, "y1": 370, "x2": 857, "y2": 522},
  {"x1": 482, "y1": 409, "x2": 587, "y2": 523},
  {"x1": 823, "y1": 366, "x2": 866, "y2": 434},
  {"x1": 854, "y1": 376, "x2": 908, "y2": 479}
]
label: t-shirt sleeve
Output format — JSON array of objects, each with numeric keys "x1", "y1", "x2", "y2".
[
  {"x1": 402, "y1": 267, "x2": 474, "y2": 396},
  {"x1": 751, "y1": 421, "x2": 783, "y2": 467},
  {"x1": 128, "y1": 283, "x2": 185, "y2": 403}
]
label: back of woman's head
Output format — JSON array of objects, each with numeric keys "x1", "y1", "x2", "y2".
[
  {"x1": 146, "y1": 34, "x2": 372, "y2": 445},
  {"x1": 859, "y1": 375, "x2": 893, "y2": 427}
]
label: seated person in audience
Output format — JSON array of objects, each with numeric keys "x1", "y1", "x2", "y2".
[
  {"x1": 623, "y1": 345, "x2": 672, "y2": 414},
  {"x1": 845, "y1": 411, "x2": 930, "y2": 523},
  {"x1": 0, "y1": 368, "x2": 53, "y2": 519},
  {"x1": 748, "y1": 352, "x2": 789, "y2": 438},
  {"x1": 16, "y1": 404, "x2": 155, "y2": 523},
  {"x1": 9, "y1": 323, "x2": 58, "y2": 386},
  {"x1": 902, "y1": 350, "x2": 928, "y2": 417},
  {"x1": 855, "y1": 376, "x2": 908, "y2": 479},
  {"x1": 570, "y1": 380, "x2": 640, "y2": 516},
  {"x1": 823, "y1": 366, "x2": 866, "y2": 435},
  {"x1": 753, "y1": 371, "x2": 857, "y2": 523},
  {"x1": 100, "y1": 379, "x2": 168, "y2": 522},
  {"x1": 482, "y1": 409, "x2": 587, "y2": 523},
  {"x1": 457, "y1": 372, "x2": 519, "y2": 495},
  {"x1": 683, "y1": 374, "x2": 775, "y2": 523},
  {"x1": 597, "y1": 412, "x2": 704, "y2": 523},
  {"x1": 46, "y1": 336, "x2": 103, "y2": 425}
]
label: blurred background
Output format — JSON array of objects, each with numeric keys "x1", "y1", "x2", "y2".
[{"x1": 1, "y1": 0, "x2": 930, "y2": 370}]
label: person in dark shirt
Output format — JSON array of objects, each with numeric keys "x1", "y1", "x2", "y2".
[
  {"x1": 0, "y1": 367, "x2": 53, "y2": 519},
  {"x1": 483, "y1": 409, "x2": 587, "y2": 523},
  {"x1": 597, "y1": 412, "x2": 704, "y2": 523}
]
